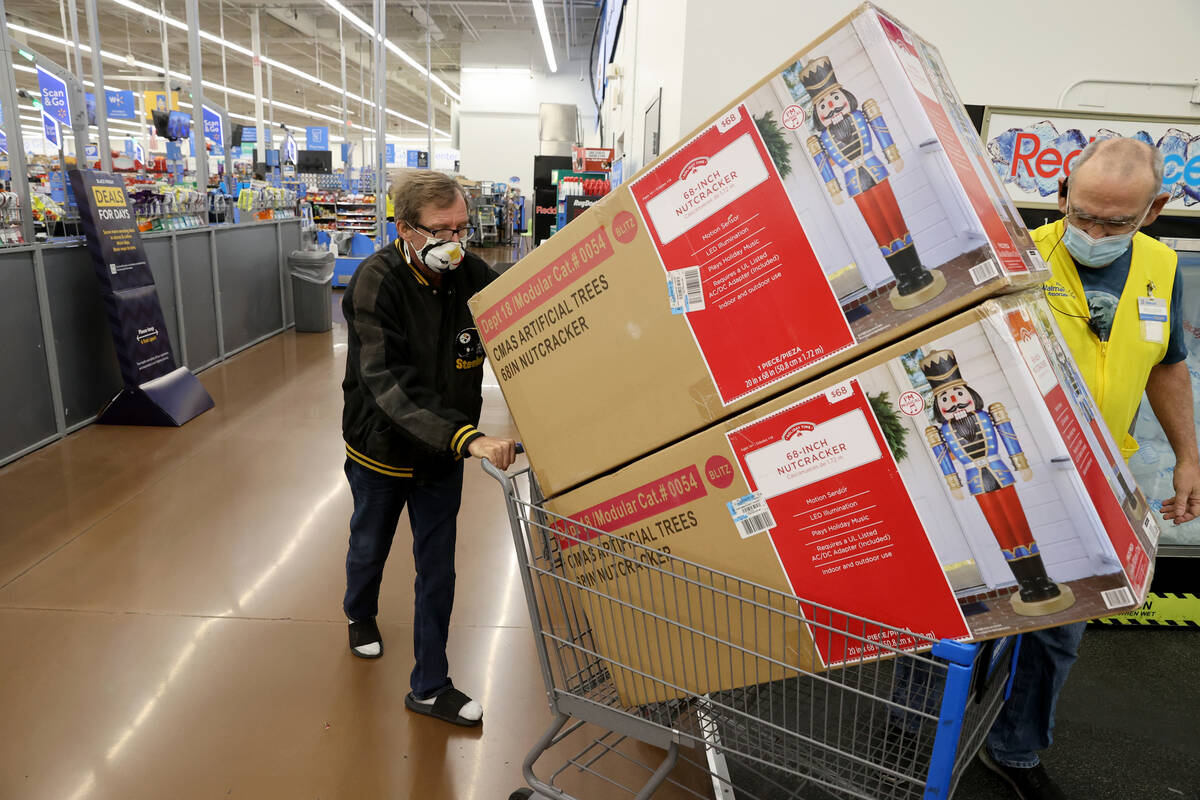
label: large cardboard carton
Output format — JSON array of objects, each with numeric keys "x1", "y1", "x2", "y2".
[
  {"x1": 545, "y1": 291, "x2": 1159, "y2": 705},
  {"x1": 470, "y1": 4, "x2": 1046, "y2": 498}
]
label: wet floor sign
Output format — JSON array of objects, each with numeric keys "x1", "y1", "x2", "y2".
[{"x1": 1093, "y1": 593, "x2": 1200, "y2": 627}]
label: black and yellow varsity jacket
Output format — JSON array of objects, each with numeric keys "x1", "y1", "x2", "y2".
[{"x1": 341, "y1": 240, "x2": 494, "y2": 479}]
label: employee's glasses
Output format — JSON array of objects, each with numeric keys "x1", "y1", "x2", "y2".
[
  {"x1": 1064, "y1": 196, "x2": 1153, "y2": 238},
  {"x1": 414, "y1": 222, "x2": 476, "y2": 241}
]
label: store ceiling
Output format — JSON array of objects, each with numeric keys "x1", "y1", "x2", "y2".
[{"x1": 4, "y1": 0, "x2": 600, "y2": 143}]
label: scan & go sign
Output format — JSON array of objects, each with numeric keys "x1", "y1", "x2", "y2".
[{"x1": 981, "y1": 106, "x2": 1200, "y2": 216}]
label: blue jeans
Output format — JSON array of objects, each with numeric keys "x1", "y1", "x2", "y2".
[
  {"x1": 343, "y1": 458, "x2": 464, "y2": 699},
  {"x1": 986, "y1": 621, "x2": 1087, "y2": 767}
]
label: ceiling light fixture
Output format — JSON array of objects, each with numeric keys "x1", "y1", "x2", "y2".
[
  {"x1": 7, "y1": 21, "x2": 373, "y2": 132},
  {"x1": 531, "y1": 0, "x2": 557, "y2": 73},
  {"x1": 461, "y1": 66, "x2": 532, "y2": 75},
  {"x1": 321, "y1": 0, "x2": 462, "y2": 102},
  {"x1": 97, "y1": 1, "x2": 451, "y2": 131}
]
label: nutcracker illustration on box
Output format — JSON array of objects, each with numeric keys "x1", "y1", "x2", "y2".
[
  {"x1": 800, "y1": 56, "x2": 947, "y2": 311},
  {"x1": 920, "y1": 349, "x2": 1076, "y2": 616}
]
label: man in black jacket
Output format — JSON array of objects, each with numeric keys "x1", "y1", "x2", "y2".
[{"x1": 341, "y1": 170, "x2": 516, "y2": 727}]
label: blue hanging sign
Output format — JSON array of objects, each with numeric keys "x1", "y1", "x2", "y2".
[
  {"x1": 283, "y1": 134, "x2": 298, "y2": 164},
  {"x1": 106, "y1": 90, "x2": 137, "y2": 120},
  {"x1": 43, "y1": 112, "x2": 60, "y2": 148},
  {"x1": 202, "y1": 104, "x2": 223, "y2": 145},
  {"x1": 124, "y1": 138, "x2": 135, "y2": 156},
  {"x1": 306, "y1": 126, "x2": 329, "y2": 150},
  {"x1": 37, "y1": 66, "x2": 71, "y2": 126},
  {"x1": 386, "y1": 143, "x2": 396, "y2": 164},
  {"x1": 0, "y1": 130, "x2": 7, "y2": 155},
  {"x1": 84, "y1": 144, "x2": 99, "y2": 159},
  {"x1": 166, "y1": 141, "x2": 182, "y2": 161},
  {"x1": 406, "y1": 149, "x2": 419, "y2": 168}
]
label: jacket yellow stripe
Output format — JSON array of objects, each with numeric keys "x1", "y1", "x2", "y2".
[
  {"x1": 451, "y1": 425, "x2": 478, "y2": 453},
  {"x1": 450, "y1": 426, "x2": 472, "y2": 451},
  {"x1": 346, "y1": 450, "x2": 414, "y2": 478},
  {"x1": 396, "y1": 239, "x2": 429, "y2": 286},
  {"x1": 345, "y1": 444, "x2": 414, "y2": 475},
  {"x1": 408, "y1": 261, "x2": 429, "y2": 286}
]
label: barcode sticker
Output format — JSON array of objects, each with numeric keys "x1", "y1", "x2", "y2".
[
  {"x1": 667, "y1": 266, "x2": 706, "y2": 314},
  {"x1": 969, "y1": 258, "x2": 999, "y2": 286},
  {"x1": 1142, "y1": 512, "x2": 1160, "y2": 548},
  {"x1": 1026, "y1": 249, "x2": 1048, "y2": 271},
  {"x1": 1101, "y1": 587, "x2": 1135, "y2": 610},
  {"x1": 727, "y1": 492, "x2": 775, "y2": 538}
]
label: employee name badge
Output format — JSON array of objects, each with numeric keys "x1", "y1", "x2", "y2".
[{"x1": 1138, "y1": 296, "x2": 1167, "y2": 344}]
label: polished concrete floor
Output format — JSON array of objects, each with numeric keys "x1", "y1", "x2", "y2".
[
  {"x1": 1, "y1": 263, "x2": 1195, "y2": 798},
  {"x1": 0, "y1": 285, "x2": 710, "y2": 799}
]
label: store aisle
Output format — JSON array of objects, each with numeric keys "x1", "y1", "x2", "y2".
[
  {"x1": 0, "y1": 317, "x2": 710, "y2": 799},
  {"x1": 1, "y1": 280, "x2": 1194, "y2": 800}
]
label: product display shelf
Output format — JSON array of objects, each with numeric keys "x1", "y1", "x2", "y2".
[
  {"x1": 336, "y1": 194, "x2": 377, "y2": 236},
  {"x1": 0, "y1": 189, "x2": 26, "y2": 245}
]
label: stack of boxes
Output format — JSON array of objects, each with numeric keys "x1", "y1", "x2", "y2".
[{"x1": 470, "y1": 3, "x2": 1158, "y2": 703}]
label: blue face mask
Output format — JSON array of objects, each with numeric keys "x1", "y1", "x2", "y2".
[
  {"x1": 1062, "y1": 224, "x2": 1135, "y2": 268},
  {"x1": 1062, "y1": 191, "x2": 1154, "y2": 268}
]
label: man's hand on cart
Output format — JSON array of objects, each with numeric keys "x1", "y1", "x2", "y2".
[{"x1": 468, "y1": 436, "x2": 519, "y2": 470}]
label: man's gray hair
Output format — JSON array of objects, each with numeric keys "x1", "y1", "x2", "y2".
[
  {"x1": 1071, "y1": 137, "x2": 1164, "y2": 201},
  {"x1": 390, "y1": 170, "x2": 467, "y2": 228}
]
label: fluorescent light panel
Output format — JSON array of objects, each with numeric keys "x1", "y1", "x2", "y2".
[
  {"x1": 7, "y1": 21, "x2": 374, "y2": 132},
  {"x1": 321, "y1": 0, "x2": 462, "y2": 102},
  {"x1": 105, "y1": 0, "x2": 460, "y2": 114},
  {"x1": 462, "y1": 66, "x2": 531, "y2": 75},
  {"x1": 531, "y1": 0, "x2": 557, "y2": 73},
  {"x1": 9, "y1": 19, "x2": 450, "y2": 139}
]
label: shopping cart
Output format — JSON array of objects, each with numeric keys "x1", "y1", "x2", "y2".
[{"x1": 483, "y1": 458, "x2": 1020, "y2": 800}]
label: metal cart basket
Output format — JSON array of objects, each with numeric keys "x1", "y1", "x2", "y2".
[{"x1": 483, "y1": 460, "x2": 1020, "y2": 800}]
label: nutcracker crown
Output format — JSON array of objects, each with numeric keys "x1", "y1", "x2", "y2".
[
  {"x1": 799, "y1": 57, "x2": 842, "y2": 106},
  {"x1": 920, "y1": 349, "x2": 969, "y2": 394}
]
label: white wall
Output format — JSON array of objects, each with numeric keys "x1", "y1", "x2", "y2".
[
  {"x1": 598, "y1": 0, "x2": 689, "y2": 178},
  {"x1": 639, "y1": 0, "x2": 1200, "y2": 150},
  {"x1": 457, "y1": 33, "x2": 599, "y2": 198}
]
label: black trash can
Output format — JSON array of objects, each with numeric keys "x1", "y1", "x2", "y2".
[{"x1": 289, "y1": 250, "x2": 335, "y2": 333}]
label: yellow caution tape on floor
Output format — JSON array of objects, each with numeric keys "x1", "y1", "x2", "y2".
[{"x1": 1092, "y1": 593, "x2": 1200, "y2": 627}]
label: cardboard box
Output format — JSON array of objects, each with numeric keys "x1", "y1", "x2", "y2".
[
  {"x1": 471, "y1": 4, "x2": 1046, "y2": 499},
  {"x1": 572, "y1": 146, "x2": 615, "y2": 172},
  {"x1": 545, "y1": 290, "x2": 1159, "y2": 705}
]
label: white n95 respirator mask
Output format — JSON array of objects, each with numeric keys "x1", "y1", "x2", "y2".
[{"x1": 409, "y1": 227, "x2": 464, "y2": 273}]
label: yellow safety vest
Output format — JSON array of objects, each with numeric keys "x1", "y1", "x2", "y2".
[{"x1": 1034, "y1": 219, "x2": 1177, "y2": 461}]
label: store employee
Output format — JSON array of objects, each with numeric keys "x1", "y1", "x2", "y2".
[
  {"x1": 340, "y1": 170, "x2": 517, "y2": 727},
  {"x1": 980, "y1": 137, "x2": 1199, "y2": 800}
]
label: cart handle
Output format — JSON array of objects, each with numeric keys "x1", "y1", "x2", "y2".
[{"x1": 480, "y1": 442, "x2": 525, "y2": 481}]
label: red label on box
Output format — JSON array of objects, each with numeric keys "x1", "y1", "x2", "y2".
[
  {"x1": 475, "y1": 225, "x2": 613, "y2": 337},
  {"x1": 875, "y1": 13, "x2": 1027, "y2": 275},
  {"x1": 557, "y1": 465, "x2": 708, "y2": 549},
  {"x1": 629, "y1": 104, "x2": 856, "y2": 405},
  {"x1": 727, "y1": 380, "x2": 969, "y2": 665}
]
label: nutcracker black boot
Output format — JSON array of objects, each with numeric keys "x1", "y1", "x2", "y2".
[
  {"x1": 885, "y1": 245, "x2": 946, "y2": 310},
  {"x1": 1005, "y1": 554, "x2": 1076, "y2": 616}
]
